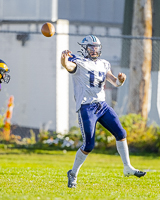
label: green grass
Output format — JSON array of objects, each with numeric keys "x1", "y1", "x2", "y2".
[{"x1": 0, "y1": 149, "x2": 160, "y2": 200}]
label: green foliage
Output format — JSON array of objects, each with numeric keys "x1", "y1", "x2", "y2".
[
  {"x1": 1, "y1": 113, "x2": 160, "y2": 154},
  {"x1": 120, "y1": 113, "x2": 146, "y2": 132},
  {"x1": 0, "y1": 114, "x2": 4, "y2": 128},
  {"x1": 119, "y1": 113, "x2": 160, "y2": 153},
  {"x1": 0, "y1": 114, "x2": 5, "y2": 141},
  {"x1": 38, "y1": 129, "x2": 50, "y2": 142}
]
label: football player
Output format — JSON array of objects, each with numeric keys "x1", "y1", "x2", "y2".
[
  {"x1": 61, "y1": 35, "x2": 146, "y2": 188},
  {"x1": 0, "y1": 59, "x2": 10, "y2": 91}
]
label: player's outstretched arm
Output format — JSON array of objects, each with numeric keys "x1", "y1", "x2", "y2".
[
  {"x1": 106, "y1": 70, "x2": 126, "y2": 87},
  {"x1": 61, "y1": 50, "x2": 77, "y2": 72}
]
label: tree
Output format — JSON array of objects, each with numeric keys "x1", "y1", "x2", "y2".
[{"x1": 128, "y1": 0, "x2": 152, "y2": 119}]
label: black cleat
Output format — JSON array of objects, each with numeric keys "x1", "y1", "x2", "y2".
[{"x1": 134, "y1": 171, "x2": 146, "y2": 178}]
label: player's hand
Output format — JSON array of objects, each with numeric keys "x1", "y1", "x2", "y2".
[
  {"x1": 61, "y1": 50, "x2": 73, "y2": 68},
  {"x1": 61, "y1": 50, "x2": 76, "y2": 72},
  {"x1": 118, "y1": 72, "x2": 126, "y2": 84},
  {"x1": 61, "y1": 50, "x2": 73, "y2": 58}
]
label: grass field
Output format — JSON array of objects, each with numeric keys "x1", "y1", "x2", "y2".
[{"x1": 0, "y1": 149, "x2": 160, "y2": 200}]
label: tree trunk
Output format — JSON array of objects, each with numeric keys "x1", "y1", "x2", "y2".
[{"x1": 128, "y1": 0, "x2": 152, "y2": 119}]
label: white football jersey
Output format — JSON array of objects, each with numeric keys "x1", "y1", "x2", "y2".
[{"x1": 69, "y1": 54, "x2": 111, "y2": 112}]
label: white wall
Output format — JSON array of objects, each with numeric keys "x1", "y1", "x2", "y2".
[{"x1": 0, "y1": 26, "x2": 57, "y2": 130}]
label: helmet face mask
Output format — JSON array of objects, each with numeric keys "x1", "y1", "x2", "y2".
[
  {"x1": 0, "y1": 73, "x2": 10, "y2": 83},
  {"x1": 78, "y1": 35, "x2": 102, "y2": 60},
  {"x1": 0, "y1": 69, "x2": 10, "y2": 84}
]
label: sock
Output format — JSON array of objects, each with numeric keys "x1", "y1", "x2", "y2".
[
  {"x1": 116, "y1": 139, "x2": 135, "y2": 170},
  {"x1": 71, "y1": 148, "x2": 88, "y2": 176}
]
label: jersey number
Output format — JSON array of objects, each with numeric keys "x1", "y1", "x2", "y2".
[{"x1": 88, "y1": 71, "x2": 105, "y2": 88}]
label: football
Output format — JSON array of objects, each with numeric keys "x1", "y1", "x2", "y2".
[{"x1": 41, "y1": 22, "x2": 55, "y2": 37}]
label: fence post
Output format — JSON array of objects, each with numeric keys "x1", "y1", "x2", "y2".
[{"x1": 56, "y1": 19, "x2": 69, "y2": 134}]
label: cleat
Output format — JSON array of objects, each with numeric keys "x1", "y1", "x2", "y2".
[
  {"x1": 67, "y1": 170, "x2": 77, "y2": 188},
  {"x1": 124, "y1": 166, "x2": 146, "y2": 178},
  {"x1": 134, "y1": 171, "x2": 146, "y2": 178}
]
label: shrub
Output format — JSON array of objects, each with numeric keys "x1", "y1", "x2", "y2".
[
  {"x1": 0, "y1": 114, "x2": 4, "y2": 129},
  {"x1": 119, "y1": 113, "x2": 160, "y2": 153},
  {"x1": 1, "y1": 113, "x2": 160, "y2": 154}
]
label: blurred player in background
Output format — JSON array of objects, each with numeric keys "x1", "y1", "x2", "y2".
[
  {"x1": 0, "y1": 59, "x2": 10, "y2": 91},
  {"x1": 61, "y1": 35, "x2": 146, "y2": 188}
]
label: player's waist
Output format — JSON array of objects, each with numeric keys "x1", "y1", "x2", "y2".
[{"x1": 80, "y1": 101, "x2": 109, "y2": 114}]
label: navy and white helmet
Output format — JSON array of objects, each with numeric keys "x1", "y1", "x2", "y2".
[{"x1": 78, "y1": 35, "x2": 102, "y2": 60}]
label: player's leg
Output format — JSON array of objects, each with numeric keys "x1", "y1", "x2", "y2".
[
  {"x1": 67, "y1": 104, "x2": 97, "y2": 188},
  {"x1": 116, "y1": 139, "x2": 146, "y2": 177},
  {"x1": 98, "y1": 106, "x2": 146, "y2": 178},
  {"x1": 67, "y1": 148, "x2": 88, "y2": 188}
]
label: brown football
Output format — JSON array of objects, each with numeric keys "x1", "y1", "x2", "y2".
[{"x1": 41, "y1": 22, "x2": 55, "y2": 37}]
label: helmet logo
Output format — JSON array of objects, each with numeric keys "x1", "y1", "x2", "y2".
[{"x1": 82, "y1": 38, "x2": 88, "y2": 43}]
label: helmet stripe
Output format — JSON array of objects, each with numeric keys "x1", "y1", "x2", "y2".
[{"x1": 90, "y1": 35, "x2": 97, "y2": 42}]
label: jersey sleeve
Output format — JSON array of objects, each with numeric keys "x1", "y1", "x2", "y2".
[
  {"x1": 68, "y1": 54, "x2": 78, "y2": 63},
  {"x1": 68, "y1": 54, "x2": 82, "y2": 65}
]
